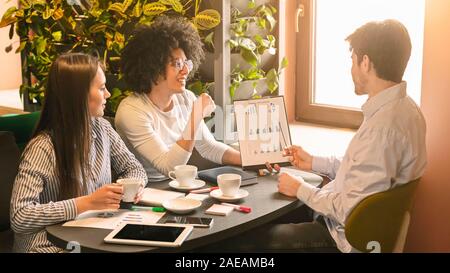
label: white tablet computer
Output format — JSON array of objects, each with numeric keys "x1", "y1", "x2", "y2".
[{"x1": 104, "y1": 223, "x2": 193, "y2": 247}]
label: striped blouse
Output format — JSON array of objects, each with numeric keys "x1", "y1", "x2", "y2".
[{"x1": 10, "y1": 117, "x2": 147, "y2": 253}]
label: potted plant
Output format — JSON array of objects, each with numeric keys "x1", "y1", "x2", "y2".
[
  {"x1": 229, "y1": 0, "x2": 287, "y2": 101},
  {"x1": 0, "y1": 0, "x2": 221, "y2": 115}
]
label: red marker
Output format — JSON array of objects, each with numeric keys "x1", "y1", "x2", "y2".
[
  {"x1": 190, "y1": 186, "x2": 219, "y2": 194},
  {"x1": 221, "y1": 202, "x2": 252, "y2": 213}
]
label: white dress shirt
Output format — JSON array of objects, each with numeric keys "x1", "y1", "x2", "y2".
[
  {"x1": 296, "y1": 82, "x2": 427, "y2": 252},
  {"x1": 115, "y1": 90, "x2": 229, "y2": 181}
]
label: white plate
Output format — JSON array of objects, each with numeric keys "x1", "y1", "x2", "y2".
[
  {"x1": 162, "y1": 198, "x2": 202, "y2": 214},
  {"x1": 210, "y1": 189, "x2": 249, "y2": 202},
  {"x1": 169, "y1": 179, "x2": 206, "y2": 192}
]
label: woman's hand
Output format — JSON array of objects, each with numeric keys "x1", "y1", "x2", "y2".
[
  {"x1": 76, "y1": 184, "x2": 123, "y2": 214},
  {"x1": 283, "y1": 145, "x2": 313, "y2": 171}
]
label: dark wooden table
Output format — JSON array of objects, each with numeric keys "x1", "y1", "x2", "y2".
[{"x1": 46, "y1": 173, "x2": 304, "y2": 253}]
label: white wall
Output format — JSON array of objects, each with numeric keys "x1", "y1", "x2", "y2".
[{"x1": 0, "y1": 0, "x2": 22, "y2": 90}]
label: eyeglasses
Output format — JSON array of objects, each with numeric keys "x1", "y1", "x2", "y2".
[{"x1": 171, "y1": 59, "x2": 194, "y2": 73}]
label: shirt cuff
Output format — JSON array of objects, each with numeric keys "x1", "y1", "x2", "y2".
[
  {"x1": 312, "y1": 156, "x2": 330, "y2": 175},
  {"x1": 63, "y1": 199, "x2": 78, "y2": 220},
  {"x1": 297, "y1": 179, "x2": 320, "y2": 203}
]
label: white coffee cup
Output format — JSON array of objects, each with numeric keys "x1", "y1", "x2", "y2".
[
  {"x1": 116, "y1": 178, "x2": 143, "y2": 202},
  {"x1": 217, "y1": 173, "x2": 241, "y2": 197},
  {"x1": 168, "y1": 165, "x2": 198, "y2": 187}
]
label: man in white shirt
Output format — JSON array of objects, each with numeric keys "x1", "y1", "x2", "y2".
[{"x1": 209, "y1": 19, "x2": 427, "y2": 253}]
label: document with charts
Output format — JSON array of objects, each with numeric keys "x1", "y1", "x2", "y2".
[{"x1": 234, "y1": 96, "x2": 292, "y2": 170}]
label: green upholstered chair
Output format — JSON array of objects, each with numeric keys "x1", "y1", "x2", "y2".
[
  {"x1": 345, "y1": 178, "x2": 420, "y2": 253},
  {"x1": 0, "y1": 111, "x2": 40, "y2": 152}
]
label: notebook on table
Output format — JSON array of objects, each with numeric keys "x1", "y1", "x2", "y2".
[{"x1": 198, "y1": 166, "x2": 258, "y2": 186}]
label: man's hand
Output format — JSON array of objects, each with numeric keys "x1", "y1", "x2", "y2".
[
  {"x1": 263, "y1": 145, "x2": 313, "y2": 174},
  {"x1": 278, "y1": 173, "x2": 303, "y2": 197},
  {"x1": 283, "y1": 145, "x2": 313, "y2": 171}
]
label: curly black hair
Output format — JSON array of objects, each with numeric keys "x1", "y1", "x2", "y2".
[{"x1": 120, "y1": 15, "x2": 205, "y2": 94}]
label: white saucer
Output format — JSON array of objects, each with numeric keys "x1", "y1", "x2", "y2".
[
  {"x1": 210, "y1": 189, "x2": 249, "y2": 202},
  {"x1": 169, "y1": 179, "x2": 206, "y2": 191},
  {"x1": 162, "y1": 198, "x2": 202, "y2": 214}
]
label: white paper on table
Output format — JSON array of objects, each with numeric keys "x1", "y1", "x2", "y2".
[
  {"x1": 279, "y1": 167, "x2": 323, "y2": 187},
  {"x1": 63, "y1": 209, "x2": 165, "y2": 229}
]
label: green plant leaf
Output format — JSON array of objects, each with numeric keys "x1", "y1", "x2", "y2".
[
  {"x1": 143, "y1": 2, "x2": 167, "y2": 16},
  {"x1": 248, "y1": 0, "x2": 256, "y2": 9},
  {"x1": 266, "y1": 68, "x2": 279, "y2": 93},
  {"x1": 42, "y1": 6, "x2": 53, "y2": 20},
  {"x1": 51, "y1": 31, "x2": 62, "y2": 41},
  {"x1": 265, "y1": 14, "x2": 276, "y2": 31},
  {"x1": 193, "y1": 9, "x2": 221, "y2": 30},
  {"x1": 256, "y1": 17, "x2": 266, "y2": 30},
  {"x1": 238, "y1": 37, "x2": 256, "y2": 51},
  {"x1": 245, "y1": 68, "x2": 264, "y2": 80},
  {"x1": 0, "y1": 6, "x2": 17, "y2": 28},
  {"x1": 204, "y1": 31, "x2": 214, "y2": 50},
  {"x1": 52, "y1": 8, "x2": 64, "y2": 20},
  {"x1": 132, "y1": 0, "x2": 142, "y2": 17},
  {"x1": 15, "y1": 40, "x2": 26, "y2": 53},
  {"x1": 110, "y1": 87, "x2": 122, "y2": 100},
  {"x1": 89, "y1": 23, "x2": 107, "y2": 33},
  {"x1": 281, "y1": 57, "x2": 288, "y2": 70},
  {"x1": 187, "y1": 80, "x2": 204, "y2": 95},
  {"x1": 1, "y1": 6, "x2": 17, "y2": 21},
  {"x1": 122, "y1": 0, "x2": 134, "y2": 12},
  {"x1": 241, "y1": 48, "x2": 259, "y2": 68},
  {"x1": 108, "y1": 3, "x2": 125, "y2": 13},
  {"x1": 36, "y1": 37, "x2": 47, "y2": 55},
  {"x1": 33, "y1": 0, "x2": 46, "y2": 7},
  {"x1": 160, "y1": 0, "x2": 183, "y2": 13},
  {"x1": 19, "y1": 0, "x2": 31, "y2": 9}
]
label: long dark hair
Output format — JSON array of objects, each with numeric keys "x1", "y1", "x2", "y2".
[{"x1": 33, "y1": 53, "x2": 100, "y2": 200}]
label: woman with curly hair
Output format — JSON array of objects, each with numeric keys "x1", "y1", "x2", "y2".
[{"x1": 115, "y1": 15, "x2": 241, "y2": 181}]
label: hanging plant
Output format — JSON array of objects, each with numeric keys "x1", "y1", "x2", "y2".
[{"x1": 228, "y1": 1, "x2": 287, "y2": 100}]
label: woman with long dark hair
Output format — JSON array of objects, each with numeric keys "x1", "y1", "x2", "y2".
[{"x1": 10, "y1": 53, "x2": 147, "y2": 253}]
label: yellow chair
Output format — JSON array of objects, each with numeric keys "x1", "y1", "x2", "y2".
[{"x1": 345, "y1": 179, "x2": 420, "y2": 253}]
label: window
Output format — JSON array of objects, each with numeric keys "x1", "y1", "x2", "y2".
[{"x1": 296, "y1": 0, "x2": 425, "y2": 128}]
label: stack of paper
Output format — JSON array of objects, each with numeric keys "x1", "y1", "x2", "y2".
[
  {"x1": 139, "y1": 188, "x2": 185, "y2": 206},
  {"x1": 63, "y1": 209, "x2": 165, "y2": 229},
  {"x1": 205, "y1": 204, "x2": 234, "y2": 216}
]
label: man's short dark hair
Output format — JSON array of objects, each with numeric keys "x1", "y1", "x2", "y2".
[
  {"x1": 121, "y1": 15, "x2": 205, "y2": 94},
  {"x1": 346, "y1": 19, "x2": 412, "y2": 83}
]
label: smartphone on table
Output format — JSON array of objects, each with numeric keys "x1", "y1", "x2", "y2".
[{"x1": 162, "y1": 216, "x2": 213, "y2": 228}]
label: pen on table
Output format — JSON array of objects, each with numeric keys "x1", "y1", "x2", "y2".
[
  {"x1": 190, "y1": 186, "x2": 219, "y2": 194},
  {"x1": 131, "y1": 205, "x2": 166, "y2": 212},
  {"x1": 221, "y1": 202, "x2": 252, "y2": 213}
]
